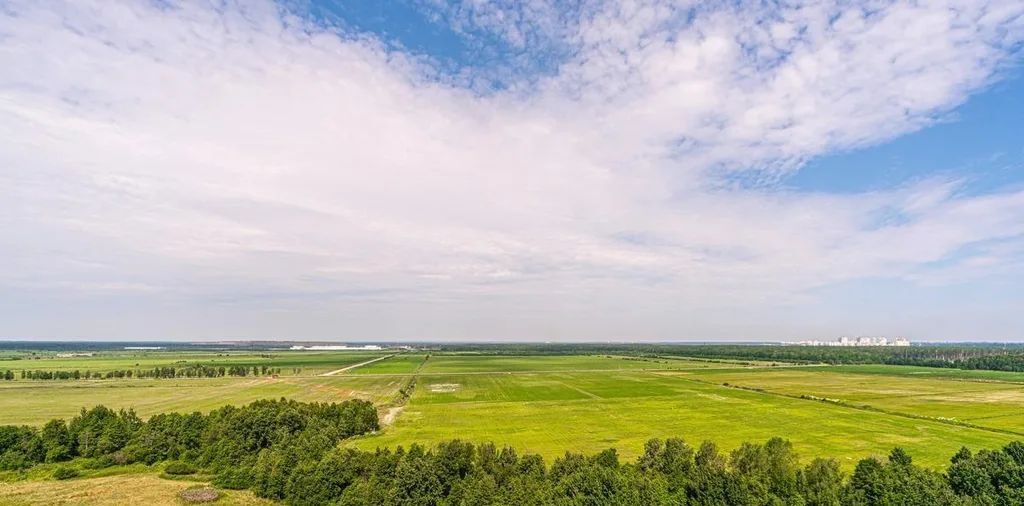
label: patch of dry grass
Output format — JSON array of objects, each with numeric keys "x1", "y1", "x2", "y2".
[{"x1": 0, "y1": 474, "x2": 272, "y2": 505}]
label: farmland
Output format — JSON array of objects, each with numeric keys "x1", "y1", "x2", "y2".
[
  {"x1": 353, "y1": 365, "x2": 1020, "y2": 469},
  {"x1": 4, "y1": 346, "x2": 1024, "y2": 504},
  {"x1": 0, "y1": 349, "x2": 388, "y2": 376},
  {"x1": 3, "y1": 350, "x2": 1023, "y2": 468}
]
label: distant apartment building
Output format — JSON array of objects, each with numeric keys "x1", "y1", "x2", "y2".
[{"x1": 788, "y1": 336, "x2": 910, "y2": 347}]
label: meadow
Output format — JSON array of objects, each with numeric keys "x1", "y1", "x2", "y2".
[
  {"x1": 4, "y1": 348, "x2": 1024, "y2": 504},
  {"x1": 0, "y1": 373, "x2": 405, "y2": 425},
  {"x1": 0, "y1": 349, "x2": 388, "y2": 376}
]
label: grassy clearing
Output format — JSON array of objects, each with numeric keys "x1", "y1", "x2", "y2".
[
  {"x1": 352, "y1": 368, "x2": 1018, "y2": 469},
  {"x1": 0, "y1": 376, "x2": 404, "y2": 426},
  {"x1": 0, "y1": 474, "x2": 271, "y2": 505}
]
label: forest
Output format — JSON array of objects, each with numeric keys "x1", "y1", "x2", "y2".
[
  {"x1": 2, "y1": 400, "x2": 1024, "y2": 505},
  {"x1": 438, "y1": 343, "x2": 1024, "y2": 372}
]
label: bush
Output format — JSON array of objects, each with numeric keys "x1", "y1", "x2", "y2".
[
  {"x1": 52, "y1": 466, "x2": 79, "y2": 480},
  {"x1": 164, "y1": 461, "x2": 197, "y2": 475},
  {"x1": 81, "y1": 454, "x2": 118, "y2": 469},
  {"x1": 213, "y1": 466, "x2": 253, "y2": 489}
]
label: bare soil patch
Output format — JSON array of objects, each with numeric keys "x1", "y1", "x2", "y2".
[{"x1": 429, "y1": 383, "x2": 460, "y2": 393}]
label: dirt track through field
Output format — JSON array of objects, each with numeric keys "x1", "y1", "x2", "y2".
[{"x1": 320, "y1": 355, "x2": 395, "y2": 376}]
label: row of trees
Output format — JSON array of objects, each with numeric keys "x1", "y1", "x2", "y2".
[
  {"x1": 8, "y1": 365, "x2": 283, "y2": 381},
  {"x1": 4, "y1": 400, "x2": 1024, "y2": 504}
]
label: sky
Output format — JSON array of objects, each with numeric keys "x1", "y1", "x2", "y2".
[{"x1": 1, "y1": 0, "x2": 1023, "y2": 342}]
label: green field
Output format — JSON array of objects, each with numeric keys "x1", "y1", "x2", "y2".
[
  {"x1": 0, "y1": 375, "x2": 405, "y2": 426},
  {"x1": 351, "y1": 367, "x2": 1017, "y2": 468},
  {"x1": 0, "y1": 350, "x2": 390, "y2": 376},
  {"x1": 347, "y1": 354, "x2": 429, "y2": 374},
  {"x1": 688, "y1": 367, "x2": 1024, "y2": 432},
  {"x1": 3, "y1": 351, "x2": 1023, "y2": 471},
  {"x1": 413, "y1": 354, "x2": 748, "y2": 374}
]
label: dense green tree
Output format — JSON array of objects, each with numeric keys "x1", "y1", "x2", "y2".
[
  {"x1": 40, "y1": 419, "x2": 71, "y2": 462},
  {"x1": 799, "y1": 458, "x2": 843, "y2": 506}
]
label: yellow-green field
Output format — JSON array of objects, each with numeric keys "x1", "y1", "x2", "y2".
[
  {"x1": 0, "y1": 375, "x2": 406, "y2": 426},
  {"x1": 0, "y1": 350, "x2": 389, "y2": 376},
  {"x1": 351, "y1": 366, "x2": 1020, "y2": 469}
]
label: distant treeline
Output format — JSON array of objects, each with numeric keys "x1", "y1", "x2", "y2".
[
  {"x1": 2, "y1": 365, "x2": 282, "y2": 381},
  {"x1": 440, "y1": 343, "x2": 1024, "y2": 373},
  {"x1": 3, "y1": 401, "x2": 1024, "y2": 504},
  {"x1": 652, "y1": 345, "x2": 1024, "y2": 371}
]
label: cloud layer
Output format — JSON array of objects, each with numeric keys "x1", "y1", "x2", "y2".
[{"x1": 2, "y1": 0, "x2": 1023, "y2": 340}]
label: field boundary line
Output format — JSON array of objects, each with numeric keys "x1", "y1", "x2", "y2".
[
  {"x1": 320, "y1": 355, "x2": 395, "y2": 376},
  {"x1": 554, "y1": 380, "x2": 602, "y2": 400}
]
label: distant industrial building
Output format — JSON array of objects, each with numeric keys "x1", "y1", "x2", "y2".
[{"x1": 787, "y1": 336, "x2": 910, "y2": 347}]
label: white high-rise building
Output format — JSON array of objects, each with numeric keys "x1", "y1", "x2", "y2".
[{"x1": 788, "y1": 336, "x2": 911, "y2": 347}]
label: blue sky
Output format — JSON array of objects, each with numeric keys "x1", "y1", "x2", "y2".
[
  {"x1": 1, "y1": 0, "x2": 1023, "y2": 341},
  {"x1": 791, "y1": 73, "x2": 1024, "y2": 195}
]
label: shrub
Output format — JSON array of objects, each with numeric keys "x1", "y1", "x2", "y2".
[
  {"x1": 164, "y1": 461, "x2": 197, "y2": 475},
  {"x1": 52, "y1": 466, "x2": 79, "y2": 480},
  {"x1": 213, "y1": 466, "x2": 254, "y2": 490}
]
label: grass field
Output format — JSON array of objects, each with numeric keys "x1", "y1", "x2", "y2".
[
  {"x1": 351, "y1": 367, "x2": 1017, "y2": 469},
  {"x1": 0, "y1": 474, "x2": 271, "y2": 505},
  {"x1": 0, "y1": 350, "x2": 390, "y2": 376},
  {"x1": 347, "y1": 354, "x2": 429, "y2": 374},
  {"x1": 413, "y1": 354, "x2": 749, "y2": 374},
  {"x1": 0, "y1": 375, "x2": 405, "y2": 425},
  {"x1": 3, "y1": 351, "x2": 1024, "y2": 472},
  {"x1": 687, "y1": 367, "x2": 1024, "y2": 433}
]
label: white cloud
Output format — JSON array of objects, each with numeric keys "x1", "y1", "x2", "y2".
[{"x1": 1, "y1": 0, "x2": 1023, "y2": 340}]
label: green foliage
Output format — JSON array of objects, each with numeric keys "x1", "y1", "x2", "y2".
[
  {"x1": 0, "y1": 398, "x2": 378, "y2": 473},
  {"x1": 13, "y1": 419, "x2": 1024, "y2": 506},
  {"x1": 163, "y1": 461, "x2": 197, "y2": 475},
  {"x1": 212, "y1": 466, "x2": 254, "y2": 490},
  {"x1": 52, "y1": 466, "x2": 79, "y2": 480},
  {"x1": 218, "y1": 437, "x2": 1024, "y2": 505}
]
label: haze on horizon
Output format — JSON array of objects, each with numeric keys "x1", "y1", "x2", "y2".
[{"x1": 2, "y1": 1, "x2": 1023, "y2": 342}]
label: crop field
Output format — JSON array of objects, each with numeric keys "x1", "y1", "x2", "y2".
[
  {"x1": 413, "y1": 354, "x2": 750, "y2": 374},
  {"x1": 828, "y1": 364, "x2": 1024, "y2": 383},
  {"x1": 686, "y1": 367, "x2": 1024, "y2": 432},
  {"x1": 347, "y1": 354, "x2": 429, "y2": 374},
  {"x1": 0, "y1": 375, "x2": 405, "y2": 425},
  {"x1": 348, "y1": 357, "x2": 1024, "y2": 469}
]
